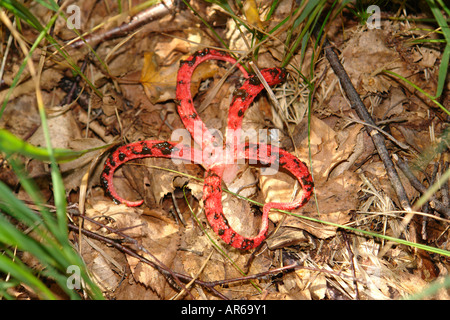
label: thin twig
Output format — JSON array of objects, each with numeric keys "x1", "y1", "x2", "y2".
[
  {"x1": 70, "y1": 0, "x2": 176, "y2": 49},
  {"x1": 68, "y1": 214, "x2": 358, "y2": 299},
  {"x1": 70, "y1": 214, "x2": 196, "y2": 299},
  {"x1": 318, "y1": 35, "x2": 411, "y2": 212},
  {"x1": 343, "y1": 115, "x2": 410, "y2": 150},
  {"x1": 394, "y1": 156, "x2": 450, "y2": 218},
  {"x1": 421, "y1": 163, "x2": 439, "y2": 240}
]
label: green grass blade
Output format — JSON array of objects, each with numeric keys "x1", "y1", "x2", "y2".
[
  {"x1": 265, "y1": 0, "x2": 280, "y2": 21},
  {"x1": 425, "y1": 0, "x2": 450, "y2": 98},
  {"x1": 0, "y1": 180, "x2": 48, "y2": 230},
  {"x1": 0, "y1": 1, "x2": 102, "y2": 119},
  {"x1": 0, "y1": 181, "x2": 103, "y2": 299},
  {"x1": 436, "y1": 0, "x2": 450, "y2": 16},
  {"x1": 33, "y1": 0, "x2": 59, "y2": 11},
  {"x1": 404, "y1": 275, "x2": 450, "y2": 299},
  {"x1": 0, "y1": 251, "x2": 57, "y2": 300},
  {"x1": 0, "y1": 215, "x2": 59, "y2": 269},
  {"x1": 0, "y1": 129, "x2": 104, "y2": 162},
  {"x1": 382, "y1": 69, "x2": 450, "y2": 116},
  {"x1": 0, "y1": 0, "x2": 46, "y2": 31},
  {"x1": 435, "y1": 44, "x2": 449, "y2": 99}
]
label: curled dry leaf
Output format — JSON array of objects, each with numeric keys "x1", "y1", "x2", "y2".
[
  {"x1": 27, "y1": 113, "x2": 107, "y2": 191},
  {"x1": 341, "y1": 28, "x2": 402, "y2": 94},
  {"x1": 221, "y1": 192, "x2": 259, "y2": 239},
  {"x1": 120, "y1": 156, "x2": 202, "y2": 205},
  {"x1": 142, "y1": 157, "x2": 186, "y2": 204},
  {"x1": 277, "y1": 271, "x2": 312, "y2": 300},
  {"x1": 100, "y1": 86, "x2": 128, "y2": 116},
  {"x1": 265, "y1": 228, "x2": 316, "y2": 250},
  {"x1": 286, "y1": 170, "x2": 359, "y2": 239},
  {"x1": 411, "y1": 47, "x2": 439, "y2": 68},
  {"x1": 260, "y1": 115, "x2": 362, "y2": 243},
  {"x1": 212, "y1": 167, "x2": 261, "y2": 239},
  {"x1": 140, "y1": 51, "x2": 179, "y2": 104},
  {"x1": 60, "y1": 138, "x2": 106, "y2": 190},
  {"x1": 0, "y1": 95, "x2": 41, "y2": 137},
  {"x1": 259, "y1": 169, "x2": 300, "y2": 224},
  {"x1": 86, "y1": 201, "x2": 180, "y2": 299},
  {"x1": 140, "y1": 52, "x2": 220, "y2": 104},
  {"x1": 308, "y1": 116, "x2": 363, "y2": 180},
  {"x1": 372, "y1": 86, "x2": 409, "y2": 120},
  {"x1": 90, "y1": 254, "x2": 121, "y2": 292},
  {"x1": 29, "y1": 112, "x2": 82, "y2": 149}
]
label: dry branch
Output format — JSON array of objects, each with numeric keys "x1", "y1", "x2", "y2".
[{"x1": 318, "y1": 35, "x2": 411, "y2": 212}]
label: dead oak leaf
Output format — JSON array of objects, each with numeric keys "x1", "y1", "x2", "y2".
[
  {"x1": 140, "y1": 52, "x2": 178, "y2": 104},
  {"x1": 281, "y1": 170, "x2": 360, "y2": 239},
  {"x1": 59, "y1": 137, "x2": 105, "y2": 191},
  {"x1": 86, "y1": 201, "x2": 180, "y2": 298},
  {"x1": 341, "y1": 28, "x2": 403, "y2": 94},
  {"x1": 308, "y1": 116, "x2": 363, "y2": 181},
  {"x1": 126, "y1": 209, "x2": 181, "y2": 299},
  {"x1": 140, "y1": 52, "x2": 220, "y2": 104}
]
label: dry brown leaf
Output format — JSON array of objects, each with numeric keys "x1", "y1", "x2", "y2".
[
  {"x1": 266, "y1": 227, "x2": 315, "y2": 250},
  {"x1": 114, "y1": 279, "x2": 160, "y2": 300},
  {"x1": 393, "y1": 125, "x2": 431, "y2": 152},
  {"x1": 126, "y1": 209, "x2": 180, "y2": 298},
  {"x1": 360, "y1": 73, "x2": 391, "y2": 93},
  {"x1": 86, "y1": 201, "x2": 180, "y2": 298},
  {"x1": 308, "y1": 116, "x2": 362, "y2": 181},
  {"x1": 309, "y1": 273, "x2": 327, "y2": 300},
  {"x1": 59, "y1": 138, "x2": 105, "y2": 190},
  {"x1": 0, "y1": 95, "x2": 40, "y2": 137},
  {"x1": 119, "y1": 156, "x2": 202, "y2": 206},
  {"x1": 277, "y1": 271, "x2": 312, "y2": 300},
  {"x1": 227, "y1": 167, "x2": 258, "y2": 198},
  {"x1": 280, "y1": 170, "x2": 360, "y2": 239},
  {"x1": 412, "y1": 47, "x2": 439, "y2": 68},
  {"x1": 259, "y1": 169, "x2": 299, "y2": 224},
  {"x1": 154, "y1": 36, "x2": 191, "y2": 61},
  {"x1": 142, "y1": 158, "x2": 184, "y2": 203},
  {"x1": 90, "y1": 254, "x2": 121, "y2": 292},
  {"x1": 29, "y1": 112, "x2": 81, "y2": 148},
  {"x1": 140, "y1": 52, "x2": 220, "y2": 104},
  {"x1": 372, "y1": 86, "x2": 408, "y2": 120},
  {"x1": 26, "y1": 113, "x2": 97, "y2": 190},
  {"x1": 341, "y1": 28, "x2": 403, "y2": 94},
  {"x1": 100, "y1": 86, "x2": 127, "y2": 116},
  {"x1": 0, "y1": 68, "x2": 63, "y2": 103},
  {"x1": 140, "y1": 51, "x2": 179, "y2": 103},
  {"x1": 222, "y1": 192, "x2": 261, "y2": 238}
]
